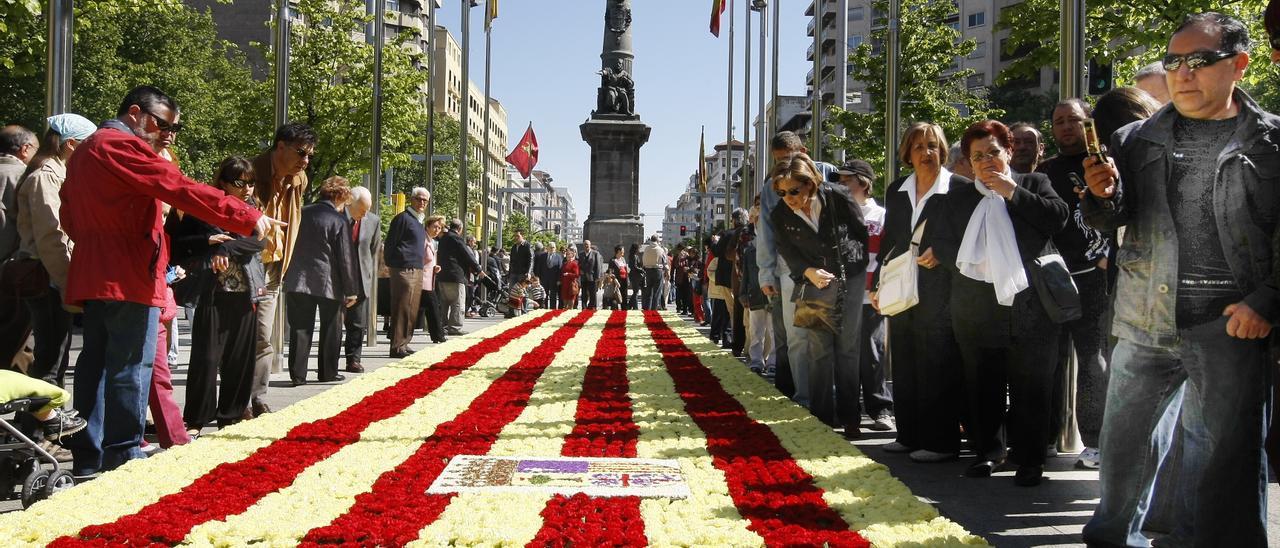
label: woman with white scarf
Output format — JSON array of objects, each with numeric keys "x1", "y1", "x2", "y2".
[{"x1": 931, "y1": 120, "x2": 1068, "y2": 487}]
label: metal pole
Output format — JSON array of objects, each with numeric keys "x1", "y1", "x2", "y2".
[
  {"x1": 724, "y1": 0, "x2": 735, "y2": 232},
  {"x1": 811, "y1": 0, "x2": 822, "y2": 163},
  {"x1": 366, "y1": 0, "x2": 385, "y2": 347},
  {"x1": 426, "y1": 1, "x2": 438, "y2": 215},
  {"x1": 459, "y1": 0, "x2": 473, "y2": 227},
  {"x1": 1059, "y1": 0, "x2": 1085, "y2": 100},
  {"x1": 45, "y1": 0, "x2": 73, "y2": 117},
  {"x1": 757, "y1": 2, "x2": 768, "y2": 202},
  {"x1": 273, "y1": 0, "x2": 291, "y2": 128},
  {"x1": 884, "y1": 0, "x2": 900, "y2": 183},
  {"x1": 481, "y1": 7, "x2": 493, "y2": 246},
  {"x1": 742, "y1": 0, "x2": 751, "y2": 210},
  {"x1": 836, "y1": 0, "x2": 848, "y2": 164},
  {"x1": 770, "y1": 0, "x2": 780, "y2": 136}
]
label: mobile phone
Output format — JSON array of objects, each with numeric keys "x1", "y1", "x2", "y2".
[
  {"x1": 1082, "y1": 118, "x2": 1107, "y2": 162},
  {"x1": 1068, "y1": 172, "x2": 1088, "y2": 193}
]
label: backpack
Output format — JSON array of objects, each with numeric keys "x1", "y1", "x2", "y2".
[{"x1": 641, "y1": 244, "x2": 662, "y2": 268}]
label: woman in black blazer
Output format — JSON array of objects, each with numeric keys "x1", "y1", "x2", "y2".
[
  {"x1": 932, "y1": 120, "x2": 1069, "y2": 487},
  {"x1": 770, "y1": 153, "x2": 870, "y2": 436},
  {"x1": 873, "y1": 122, "x2": 968, "y2": 463}
]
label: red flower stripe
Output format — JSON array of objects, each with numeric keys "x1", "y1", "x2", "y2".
[
  {"x1": 528, "y1": 310, "x2": 646, "y2": 547},
  {"x1": 53, "y1": 310, "x2": 567, "y2": 547},
  {"x1": 642, "y1": 311, "x2": 871, "y2": 548},
  {"x1": 300, "y1": 310, "x2": 595, "y2": 546}
]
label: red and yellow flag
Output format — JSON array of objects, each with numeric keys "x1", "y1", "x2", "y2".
[
  {"x1": 710, "y1": 0, "x2": 727, "y2": 36},
  {"x1": 506, "y1": 123, "x2": 539, "y2": 179},
  {"x1": 485, "y1": 0, "x2": 497, "y2": 29}
]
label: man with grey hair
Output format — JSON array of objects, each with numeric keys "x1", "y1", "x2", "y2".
[
  {"x1": 342, "y1": 186, "x2": 379, "y2": 371},
  {"x1": 0, "y1": 125, "x2": 36, "y2": 374},
  {"x1": 578, "y1": 239, "x2": 605, "y2": 309},
  {"x1": 534, "y1": 241, "x2": 563, "y2": 309},
  {"x1": 1134, "y1": 61, "x2": 1171, "y2": 104},
  {"x1": 384, "y1": 187, "x2": 430, "y2": 358}
]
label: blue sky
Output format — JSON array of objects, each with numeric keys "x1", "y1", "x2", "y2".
[{"x1": 432, "y1": 0, "x2": 814, "y2": 237}]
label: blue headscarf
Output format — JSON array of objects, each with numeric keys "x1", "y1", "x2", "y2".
[{"x1": 47, "y1": 113, "x2": 97, "y2": 141}]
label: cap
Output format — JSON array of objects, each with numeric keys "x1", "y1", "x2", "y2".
[
  {"x1": 47, "y1": 113, "x2": 97, "y2": 142},
  {"x1": 834, "y1": 159, "x2": 875, "y2": 183}
]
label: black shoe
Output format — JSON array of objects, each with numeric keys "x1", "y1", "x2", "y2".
[
  {"x1": 432, "y1": 337, "x2": 449, "y2": 344},
  {"x1": 251, "y1": 401, "x2": 272, "y2": 416},
  {"x1": 319, "y1": 374, "x2": 346, "y2": 383},
  {"x1": 291, "y1": 378, "x2": 308, "y2": 387},
  {"x1": 346, "y1": 362, "x2": 365, "y2": 373},
  {"x1": 41, "y1": 409, "x2": 87, "y2": 440},
  {"x1": 1014, "y1": 465, "x2": 1043, "y2": 487},
  {"x1": 964, "y1": 459, "x2": 1003, "y2": 478},
  {"x1": 841, "y1": 427, "x2": 861, "y2": 440}
]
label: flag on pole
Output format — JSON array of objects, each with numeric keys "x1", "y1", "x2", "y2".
[
  {"x1": 485, "y1": 0, "x2": 497, "y2": 29},
  {"x1": 710, "y1": 0, "x2": 727, "y2": 36},
  {"x1": 698, "y1": 127, "x2": 707, "y2": 194},
  {"x1": 506, "y1": 123, "x2": 538, "y2": 179}
]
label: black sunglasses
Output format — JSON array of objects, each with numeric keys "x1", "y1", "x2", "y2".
[
  {"x1": 223, "y1": 178, "x2": 254, "y2": 188},
  {"x1": 775, "y1": 186, "x2": 807, "y2": 198},
  {"x1": 294, "y1": 147, "x2": 316, "y2": 160},
  {"x1": 1161, "y1": 49, "x2": 1238, "y2": 72},
  {"x1": 143, "y1": 110, "x2": 183, "y2": 133}
]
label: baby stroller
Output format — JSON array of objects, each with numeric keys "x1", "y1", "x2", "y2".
[
  {"x1": 0, "y1": 397, "x2": 76, "y2": 508},
  {"x1": 477, "y1": 275, "x2": 504, "y2": 317}
]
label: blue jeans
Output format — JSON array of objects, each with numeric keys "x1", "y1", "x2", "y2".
[
  {"x1": 1082, "y1": 317, "x2": 1270, "y2": 547},
  {"x1": 779, "y1": 272, "x2": 814, "y2": 407},
  {"x1": 68, "y1": 300, "x2": 159, "y2": 475}
]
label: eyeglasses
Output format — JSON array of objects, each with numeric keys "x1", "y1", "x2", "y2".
[
  {"x1": 143, "y1": 110, "x2": 183, "y2": 134},
  {"x1": 294, "y1": 147, "x2": 316, "y2": 160},
  {"x1": 1161, "y1": 50, "x2": 1238, "y2": 72},
  {"x1": 412, "y1": 196, "x2": 429, "y2": 202},
  {"x1": 775, "y1": 186, "x2": 809, "y2": 197},
  {"x1": 224, "y1": 178, "x2": 254, "y2": 189},
  {"x1": 970, "y1": 149, "x2": 1004, "y2": 163}
]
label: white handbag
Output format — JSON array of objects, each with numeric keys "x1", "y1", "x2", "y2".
[{"x1": 877, "y1": 221, "x2": 926, "y2": 317}]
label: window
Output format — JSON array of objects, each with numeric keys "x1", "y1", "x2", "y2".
[
  {"x1": 947, "y1": 21, "x2": 960, "y2": 32},
  {"x1": 968, "y1": 40, "x2": 986, "y2": 59},
  {"x1": 967, "y1": 11, "x2": 985, "y2": 27},
  {"x1": 967, "y1": 72, "x2": 986, "y2": 88},
  {"x1": 386, "y1": 0, "x2": 399, "y2": 12},
  {"x1": 849, "y1": 6, "x2": 864, "y2": 21},
  {"x1": 848, "y1": 34, "x2": 864, "y2": 49}
]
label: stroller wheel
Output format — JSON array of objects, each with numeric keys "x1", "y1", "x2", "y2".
[
  {"x1": 20, "y1": 468, "x2": 50, "y2": 508},
  {"x1": 43, "y1": 470, "x2": 75, "y2": 499}
]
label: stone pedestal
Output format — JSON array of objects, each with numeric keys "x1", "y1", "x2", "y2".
[{"x1": 581, "y1": 114, "x2": 650, "y2": 254}]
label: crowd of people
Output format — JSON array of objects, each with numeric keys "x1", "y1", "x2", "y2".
[{"x1": 1, "y1": 8, "x2": 1279, "y2": 546}]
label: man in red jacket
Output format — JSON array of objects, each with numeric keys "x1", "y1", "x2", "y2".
[{"x1": 60, "y1": 86, "x2": 281, "y2": 475}]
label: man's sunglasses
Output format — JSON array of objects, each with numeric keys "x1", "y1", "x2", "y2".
[
  {"x1": 294, "y1": 147, "x2": 316, "y2": 160},
  {"x1": 1161, "y1": 50, "x2": 1237, "y2": 72},
  {"x1": 143, "y1": 110, "x2": 183, "y2": 133}
]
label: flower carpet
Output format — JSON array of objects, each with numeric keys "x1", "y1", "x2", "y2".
[{"x1": 2, "y1": 310, "x2": 987, "y2": 547}]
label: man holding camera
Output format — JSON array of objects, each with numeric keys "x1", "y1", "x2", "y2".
[{"x1": 1081, "y1": 13, "x2": 1278, "y2": 546}]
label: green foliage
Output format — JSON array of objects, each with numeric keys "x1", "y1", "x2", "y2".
[
  {"x1": 828, "y1": 0, "x2": 1003, "y2": 196},
  {"x1": 388, "y1": 115, "x2": 483, "y2": 222},
  {"x1": 0, "y1": 2, "x2": 269, "y2": 181},
  {"x1": 997, "y1": 0, "x2": 1280, "y2": 112},
  {"x1": 492, "y1": 211, "x2": 563, "y2": 251},
  {"x1": 280, "y1": 0, "x2": 429, "y2": 191},
  {"x1": 0, "y1": 0, "x2": 182, "y2": 77}
]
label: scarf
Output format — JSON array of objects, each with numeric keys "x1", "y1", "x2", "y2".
[{"x1": 955, "y1": 172, "x2": 1027, "y2": 306}]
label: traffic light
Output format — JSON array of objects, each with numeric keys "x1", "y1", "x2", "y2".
[
  {"x1": 1088, "y1": 59, "x2": 1113, "y2": 96},
  {"x1": 680, "y1": 225, "x2": 687, "y2": 236}
]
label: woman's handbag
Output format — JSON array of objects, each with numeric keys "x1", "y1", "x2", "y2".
[
  {"x1": 877, "y1": 221, "x2": 926, "y2": 317},
  {"x1": 0, "y1": 257, "x2": 50, "y2": 298},
  {"x1": 792, "y1": 278, "x2": 845, "y2": 334},
  {"x1": 1029, "y1": 253, "x2": 1082, "y2": 323}
]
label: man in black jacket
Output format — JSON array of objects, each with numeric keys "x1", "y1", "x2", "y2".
[
  {"x1": 508, "y1": 231, "x2": 533, "y2": 286},
  {"x1": 578, "y1": 240, "x2": 604, "y2": 309},
  {"x1": 534, "y1": 241, "x2": 563, "y2": 309},
  {"x1": 282, "y1": 178, "x2": 358, "y2": 385},
  {"x1": 437, "y1": 219, "x2": 485, "y2": 335},
  {"x1": 384, "y1": 187, "x2": 429, "y2": 358}
]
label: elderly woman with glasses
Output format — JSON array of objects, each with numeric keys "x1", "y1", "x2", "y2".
[
  {"x1": 872, "y1": 122, "x2": 968, "y2": 464},
  {"x1": 769, "y1": 153, "x2": 870, "y2": 437},
  {"x1": 931, "y1": 120, "x2": 1068, "y2": 487},
  {"x1": 165, "y1": 156, "x2": 267, "y2": 434}
]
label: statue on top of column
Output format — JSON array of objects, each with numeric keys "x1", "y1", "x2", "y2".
[{"x1": 596, "y1": 59, "x2": 634, "y2": 116}]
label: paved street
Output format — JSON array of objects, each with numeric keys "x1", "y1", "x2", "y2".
[{"x1": 5, "y1": 310, "x2": 1280, "y2": 547}]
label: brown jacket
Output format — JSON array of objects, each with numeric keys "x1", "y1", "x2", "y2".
[{"x1": 252, "y1": 151, "x2": 307, "y2": 275}]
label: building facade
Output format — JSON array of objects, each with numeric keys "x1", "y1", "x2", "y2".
[{"x1": 661, "y1": 140, "x2": 748, "y2": 245}]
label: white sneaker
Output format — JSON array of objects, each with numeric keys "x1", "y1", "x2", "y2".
[
  {"x1": 1076, "y1": 447, "x2": 1101, "y2": 469},
  {"x1": 908, "y1": 449, "x2": 957, "y2": 463},
  {"x1": 882, "y1": 441, "x2": 913, "y2": 453}
]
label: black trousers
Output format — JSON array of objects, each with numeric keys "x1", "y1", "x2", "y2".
[
  {"x1": 185, "y1": 292, "x2": 257, "y2": 427},
  {"x1": 23, "y1": 288, "x2": 72, "y2": 387},
  {"x1": 888, "y1": 308, "x2": 962, "y2": 453},
  {"x1": 417, "y1": 289, "x2": 447, "y2": 343},
  {"x1": 730, "y1": 297, "x2": 746, "y2": 355},
  {"x1": 954, "y1": 301, "x2": 1060, "y2": 466},
  {"x1": 858, "y1": 305, "x2": 895, "y2": 418},
  {"x1": 709, "y1": 298, "x2": 730, "y2": 343},
  {"x1": 1, "y1": 293, "x2": 31, "y2": 379},
  {"x1": 1049, "y1": 268, "x2": 1112, "y2": 448},
  {"x1": 343, "y1": 297, "x2": 367, "y2": 364},
  {"x1": 286, "y1": 292, "x2": 343, "y2": 382},
  {"x1": 542, "y1": 282, "x2": 561, "y2": 310},
  {"x1": 768, "y1": 294, "x2": 794, "y2": 398},
  {"x1": 580, "y1": 279, "x2": 599, "y2": 309}
]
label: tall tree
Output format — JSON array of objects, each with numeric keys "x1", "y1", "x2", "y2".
[
  {"x1": 389, "y1": 115, "x2": 483, "y2": 225},
  {"x1": 827, "y1": 0, "x2": 1002, "y2": 193},
  {"x1": 279, "y1": 0, "x2": 429, "y2": 191}
]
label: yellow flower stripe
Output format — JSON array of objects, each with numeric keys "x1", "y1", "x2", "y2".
[
  {"x1": 659, "y1": 313, "x2": 988, "y2": 547},
  {"x1": 410, "y1": 312, "x2": 608, "y2": 547},
  {"x1": 625, "y1": 312, "x2": 765, "y2": 547},
  {"x1": 0, "y1": 311, "x2": 548, "y2": 547},
  {"x1": 182, "y1": 311, "x2": 579, "y2": 546}
]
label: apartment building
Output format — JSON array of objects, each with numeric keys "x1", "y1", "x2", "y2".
[{"x1": 662, "y1": 140, "x2": 748, "y2": 244}]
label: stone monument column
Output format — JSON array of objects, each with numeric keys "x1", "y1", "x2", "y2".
[{"x1": 581, "y1": 0, "x2": 651, "y2": 256}]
